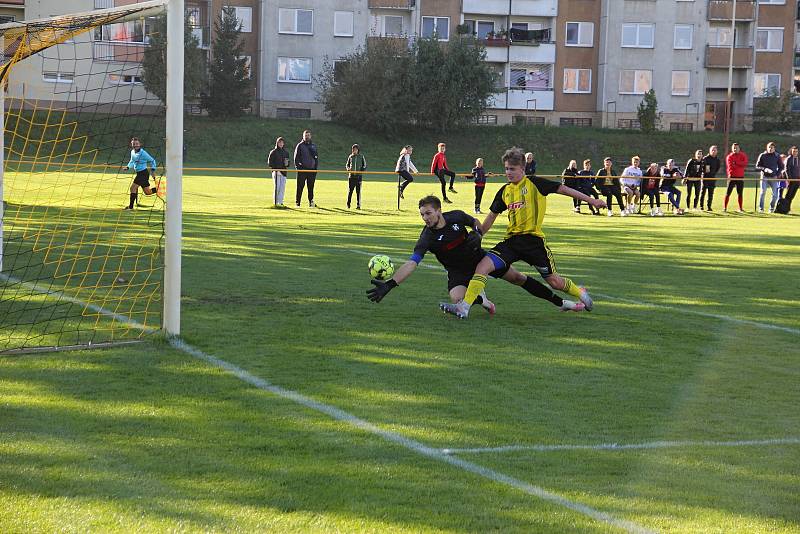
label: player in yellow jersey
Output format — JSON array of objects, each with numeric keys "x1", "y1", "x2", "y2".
[{"x1": 440, "y1": 147, "x2": 606, "y2": 319}]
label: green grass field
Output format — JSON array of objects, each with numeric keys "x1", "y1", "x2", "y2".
[{"x1": 2, "y1": 169, "x2": 799, "y2": 533}]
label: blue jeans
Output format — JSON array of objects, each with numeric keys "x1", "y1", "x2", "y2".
[
  {"x1": 661, "y1": 184, "x2": 681, "y2": 209},
  {"x1": 759, "y1": 178, "x2": 780, "y2": 211}
]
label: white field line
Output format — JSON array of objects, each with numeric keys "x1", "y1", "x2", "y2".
[
  {"x1": 2, "y1": 273, "x2": 652, "y2": 533},
  {"x1": 442, "y1": 438, "x2": 800, "y2": 456},
  {"x1": 348, "y1": 249, "x2": 799, "y2": 336}
]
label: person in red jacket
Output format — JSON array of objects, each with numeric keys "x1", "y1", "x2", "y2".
[
  {"x1": 431, "y1": 142, "x2": 456, "y2": 203},
  {"x1": 724, "y1": 142, "x2": 748, "y2": 212}
]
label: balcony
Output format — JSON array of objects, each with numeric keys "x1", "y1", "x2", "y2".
[
  {"x1": 795, "y1": 52, "x2": 800, "y2": 68},
  {"x1": 510, "y1": 42, "x2": 555, "y2": 63},
  {"x1": 463, "y1": 0, "x2": 557, "y2": 17},
  {"x1": 705, "y1": 45, "x2": 753, "y2": 68},
  {"x1": 368, "y1": 0, "x2": 414, "y2": 9},
  {"x1": 707, "y1": 1, "x2": 756, "y2": 22},
  {"x1": 488, "y1": 88, "x2": 554, "y2": 110}
]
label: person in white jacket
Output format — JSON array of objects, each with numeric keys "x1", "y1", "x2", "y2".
[
  {"x1": 620, "y1": 156, "x2": 643, "y2": 214},
  {"x1": 396, "y1": 145, "x2": 421, "y2": 200}
]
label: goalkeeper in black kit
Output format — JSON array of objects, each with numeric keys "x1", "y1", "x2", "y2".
[{"x1": 366, "y1": 195, "x2": 585, "y2": 313}]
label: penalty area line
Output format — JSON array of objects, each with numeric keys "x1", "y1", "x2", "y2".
[
  {"x1": 0, "y1": 272, "x2": 653, "y2": 533},
  {"x1": 347, "y1": 249, "x2": 799, "y2": 335},
  {"x1": 442, "y1": 437, "x2": 800, "y2": 456}
]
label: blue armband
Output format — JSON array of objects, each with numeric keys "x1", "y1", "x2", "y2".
[{"x1": 410, "y1": 253, "x2": 423, "y2": 264}]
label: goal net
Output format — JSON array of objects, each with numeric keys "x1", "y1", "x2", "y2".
[{"x1": 0, "y1": 0, "x2": 178, "y2": 353}]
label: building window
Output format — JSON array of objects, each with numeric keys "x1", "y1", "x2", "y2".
[
  {"x1": 383, "y1": 15, "x2": 403, "y2": 36},
  {"x1": 279, "y1": 8, "x2": 313, "y2": 35},
  {"x1": 43, "y1": 72, "x2": 75, "y2": 84},
  {"x1": 673, "y1": 24, "x2": 693, "y2": 49},
  {"x1": 333, "y1": 59, "x2": 348, "y2": 82},
  {"x1": 276, "y1": 108, "x2": 311, "y2": 119},
  {"x1": 513, "y1": 115, "x2": 546, "y2": 125},
  {"x1": 239, "y1": 55, "x2": 252, "y2": 79},
  {"x1": 754, "y1": 73, "x2": 781, "y2": 96},
  {"x1": 475, "y1": 115, "x2": 498, "y2": 124},
  {"x1": 0, "y1": 15, "x2": 16, "y2": 23},
  {"x1": 619, "y1": 69, "x2": 652, "y2": 94},
  {"x1": 560, "y1": 117, "x2": 592, "y2": 127},
  {"x1": 511, "y1": 64, "x2": 551, "y2": 89},
  {"x1": 94, "y1": 19, "x2": 148, "y2": 43},
  {"x1": 621, "y1": 23, "x2": 654, "y2": 48},
  {"x1": 756, "y1": 28, "x2": 783, "y2": 51},
  {"x1": 109, "y1": 73, "x2": 143, "y2": 85},
  {"x1": 511, "y1": 22, "x2": 529, "y2": 32},
  {"x1": 563, "y1": 68, "x2": 591, "y2": 93},
  {"x1": 757, "y1": 0, "x2": 785, "y2": 4},
  {"x1": 334, "y1": 11, "x2": 354, "y2": 37},
  {"x1": 224, "y1": 6, "x2": 252, "y2": 33},
  {"x1": 670, "y1": 122, "x2": 694, "y2": 131},
  {"x1": 709, "y1": 27, "x2": 734, "y2": 47},
  {"x1": 277, "y1": 57, "x2": 312, "y2": 83},
  {"x1": 476, "y1": 20, "x2": 494, "y2": 40},
  {"x1": 671, "y1": 70, "x2": 690, "y2": 95},
  {"x1": 421, "y1": 16, "x2": 449, "y2": 41},
  {"x1": 565, "y1": 22, "x2": 593, "y2": 47}
]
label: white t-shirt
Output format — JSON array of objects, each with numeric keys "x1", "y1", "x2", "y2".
[{"x1": 621, "y1": 165, "x2": 643, "y2": 187}]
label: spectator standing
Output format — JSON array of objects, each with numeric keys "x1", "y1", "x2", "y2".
[
  {"x1": 684, "y1": 149, "x2": 704, "y2": 211},
  {"x1": 294, "y1": 129, "x2": 319, "y2": 207},
  {"x1": 596, "y1": 157, "x2": 626, "y2": 216},
  {"x1": 267, "y1": 136, "x2": 290, "y2": 206},
  {"x1": 782, "y1": 146, "x2": 800, "y2": 211},
  {"x1": 660, "y1": 159, "x2": 685, "y2": 215},
  {"x1": 700, "y1": 145, "x2": 721, "y2": 211},
  {"x1": 525, "y1": 152, "x2": 537, "y2": 177},
  {"x1": 576, "y1": 159, "x2": 600, "y2": 215},
  {"x1": 621, "y1": 156, "x2": 643, "y2": 214},
  {"x1": 755, "y1": 141, "x2": 784, "y2": 213},
  {"x1": 562, "y1": 160, "x2": 580, "y2": 212},
  {"x1": 396, "y1": 145, "x2": 420, "y2": 200},
  {"x1": 471, "y1": 157, "x2": 487, "y2": 214},
  {"x1": 642, "y1": 162, "x2": 663, "y2": 216},
  {"x1": 431, "y1": 142, "x2": 456, "y2": 202},
  {"x1": 724, "y1": 143, "x2": 748, "y2": 212},
  {"x1": 346, "y1": 143, "x2": 367, "y2": 209}
]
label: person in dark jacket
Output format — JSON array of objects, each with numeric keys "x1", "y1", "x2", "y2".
[
  {"x1": 660, "y1": 159, "x2": 685, "y2": 215},
  {"x1": 783, "y1": 145, "x2": 800, "y2": 210},
  {"x1": 524, "y1": 152, "x2": 537, "y2": 177},
  {"x1": 755, "y1": 141, "x2": 784, "y2": 213},
  {"x1": 471, "y1": 157, "x2": 488, "y2": 214},
  {"x1": 267, "y1": 136, "x2": 290, "y2": 206},
  {"x1": 576, "y1": 159, "x2": 600, "y2": 215},
  {"x1": 562, "y1": 160, "x2": 581, "y2": 212},
  {"x1": 346, "y1": 143, "x2": 367, "y2": 209},
  {"x1": 699, "y1": 145, "x2": 721, "y2": 211},
  {"x1": 596, "y1": 157, "x2": 626, "y2": 216},
  {"x1": 294, "y1": 129, "x2": 319, "y2": 207},
  {"x1": 642, "y1": 162, "x2": 663, "y2": 216},
  {"x1": 683, "y1": 149, "x2": 704, "y2": 211}
]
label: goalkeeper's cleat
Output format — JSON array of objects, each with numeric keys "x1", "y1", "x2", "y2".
[
  {"x1": 479, "y1": 292, "x2": 496, "y2": 316},
  {"x1": 578, "y1": 286, "x2": 594, "y2": 312},
  {"x1": 123, "y1": 206, "x2": 134, "y2": 210},
  {"x1": 440, "y1": 300, "x2": 470, "y2": 319},
  {"x1": 560, "y1": 300, "x2": 586, "y2": 313}
]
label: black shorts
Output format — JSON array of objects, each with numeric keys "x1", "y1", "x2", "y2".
[
  {"x1": 133, "y1": 169, "x2": 152, "y2": 188},
  {"x1": 446, "y1": 251, "x2": 509, "y2": 291},
  {"x1": 488, "y1": 234, "x2": 556, "y2": 278}
]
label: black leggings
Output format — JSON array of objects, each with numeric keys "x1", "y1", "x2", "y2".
[
  {"x1": 475, "y1": 185, "x2": 485, "y2": 208},
  {"x1": 398, "y1": 170, "x2": 414, "y2": 192},
  {"x1": 686, "y1": 179, "x2": 701, "y2": 208},
  {"x1": 600, "y1": 186, "x2": 625, "y2": 211},
  {"x1": 347, "y1": 175, "x2": 362, "y2": 206},
  {"x1": 726, "y1": 180, "x2": 744, "y2": 198},
  {"x1": 436, "y1": 169, "x2": 456, "y2": 198},
  {"x1": 577, "y1": 186, "x2": 600, "y2": 212}
]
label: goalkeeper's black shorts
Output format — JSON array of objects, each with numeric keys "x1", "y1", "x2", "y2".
[
  {"x1": 446, "y1": 252, "x2": 509, "y2": 291},
  {"x1": 133, "y1": 169, "x2": 152, "y2": 187}
]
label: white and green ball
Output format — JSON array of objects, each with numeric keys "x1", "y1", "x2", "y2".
[{"x1": 368, "y1": 255, "x2": 395, "y2": 281}]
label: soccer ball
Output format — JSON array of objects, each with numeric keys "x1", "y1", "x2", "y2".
[{"x1": 368, "y1": 255, "x2": 395, "y2": 280}]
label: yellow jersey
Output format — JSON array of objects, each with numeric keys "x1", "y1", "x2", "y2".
[{"x1": 489, "y1": 176, "x2": 560, "y2": 238}]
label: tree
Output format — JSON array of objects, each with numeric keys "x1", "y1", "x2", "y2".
[
  {"x1": 316, "y1": 36, "x2": 498, "y2": 133},
  {"x1": 637, "y1": 89, "x2": 659, "y2": 132},
  {"x1": 206, "y1": 7, "x2": 251, "y2": 118},
  {"x1": 752, "y1": 90, "x2": 798, "y2": 132},
  {"x1": 141, "y1": 15, "x2": 206, "y2": 105}
]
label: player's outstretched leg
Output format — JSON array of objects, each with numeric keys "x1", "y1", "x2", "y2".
[
  {"x1": 476, "y1": 291, "x2": 495, "y2": 315},
  {"x1": 439, "y1": 300, "x2": 470, "y2": 319}
]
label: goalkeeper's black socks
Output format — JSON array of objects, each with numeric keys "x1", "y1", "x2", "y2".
[
  {"x1": 128, "y1": 193, "x2": 137, "y2": 209},
  {"x1": 522, "y1": 276, "x2": 563, "y2": 307}
]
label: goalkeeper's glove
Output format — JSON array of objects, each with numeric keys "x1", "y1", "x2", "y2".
[{"x1": 367, "y1": 279, "x2": 397, "y2": 303}]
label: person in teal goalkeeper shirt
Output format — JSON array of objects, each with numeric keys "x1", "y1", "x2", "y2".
[{"x1": 125, "y1": 137, "x2": 159, "y2": 209}]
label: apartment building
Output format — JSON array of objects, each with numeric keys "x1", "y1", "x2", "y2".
[{"x1": 0, "y1": 0, "x2": 24, "y2": 23}]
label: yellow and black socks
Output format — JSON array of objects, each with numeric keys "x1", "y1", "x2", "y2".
[
  {"x1": 561, "y1": 277, "x2": 582, "y2": 299},
  {"x1": 463, "y1": 274, "x2": 488, "y2": 305},
  {"x1": 522, "y1": 276, "x2": 562, "y2": 307}
]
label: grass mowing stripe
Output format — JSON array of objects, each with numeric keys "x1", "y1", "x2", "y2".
[
  {"x1": 168, "y1": 337, "x2": 654, "y2": 534},
  {"x1": 4, "y1": 267, "x2": 653, "y2": 532},
  {"x1": 442, "y1": 438, "x2": 800, "y2": 455},
  {"x1": 345, "y1": 248, "x2": 799, "y2": 335}
]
